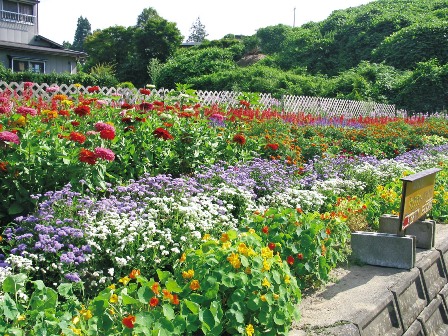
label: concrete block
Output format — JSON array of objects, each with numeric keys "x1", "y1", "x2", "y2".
[
  {"x1": 438, "y1": 283, "x2": 448, "y2": 309},
  {"x1": 417, "y1": 250, "x2": 447, "y2": 301},
  {"x1": 402, "y1": 320, "x2": 424, "y2": 336},
  {"x1": 417, "y1": 296, "x2": 448, "y2": 335},
  {"x1": 378, "y1": 214, "x2": 435, "y2": 249},
  {"x1": 351, "y1": 232, "x2": 415, "y2": 269},
  {"x1": 436, "y1": 239, "x2": 448, "y2": 277},
  {"x1": 390, "y1": 268, "x2": 427, "y2": 330},
  {"x1": 354, "y1": 292, "x2": 403, "y2": 336}
]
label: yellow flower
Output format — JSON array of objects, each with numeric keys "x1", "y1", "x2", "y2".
[
  {"x1": 17, "y1": 314, "x2": 26, "y2": 321},
  {"x1": 248, "y1": 228, "x2": 255, "y2": 234},
  {"x1": 80, "y1": 307, "x2": 93, "y2": 320},
  {"x1": 182, "y1": 269, "x2": 195, "y2": 279},
  {"x1": 13, "y1": 116, "x2": 26, "y2": 127},
  {"x1": 62, "y1": 99, "x2": 74, "y2": 107},
  {"x1": 284, "y1": 275, "x2": 291, "y2": 284},
  {"x1": 220, "y1": 233, "x2": 230, "y2": 243},
  {"x1": 202, "y1": 233, "x2": 211, "y2": 241},
  {"x1": 273, "y1": 293, "x2": 279, "y2": 300},
  {"x1": 262, "y1": 277, "x2": 271, "y2": 288},
  {"x1": 72, "y1": 315, "x2": 80, "y2": 325},
  {"x1": 260, "y1": 294, "x2": 267, "y2": 302},
  {"x1": 74, "y1": 83, "x2": 82, "y2": 88},
  {"x1": 222, "y1": 241, "x2": 232, "y2": 250},
  {"x1": 179, "y1": 253, "x2": 186, "y2": 262},
  {"x1": 261, "y1": 247, "x2": 273, "y2": 259},
  {"x1": 238, "y1": 243, "x2": 249, "y2": 256},
  {"x1": 262, "y1": 260, "x2": 271, "y2": 272},
  {"x1": 190, "y1": 279, "x2": 200, "y2": 291},
  {"x1": 119, "y1": 276, "x2": 130, "y2": 285},
  {"x1": 246, "y1": 323, "x2": 255, "y2": 336},
  {"x1": 227, "y1": 252, "x2": 241, "y2": 269},
  {"x1": 247, "y1": 248, "x2": 257, "y2": 257},
  {"x1": 109, "y1": 293, "x2": 119, "y2": 303},
  {"x1": 69, "y1": 326, "x2": 82, "y2": 335},
  {"x1": 108, "y1": 284, "x2": 116, "y2": 290}
]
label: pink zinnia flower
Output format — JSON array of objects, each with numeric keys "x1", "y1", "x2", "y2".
[
  {"x1": 16, "y1": 106, "x2": 37, "y2": 117},
  {"x1": 94, "y1": 147, "x2": 115, "y2": 161},
  {"x1": 23, "y1": 82, "x2": 34, "y2": 89},
  {"x1": 46, "y1": 85, "x2": 59, "y2": 93},
  {"x1": 94, "y1": 122, "x2": 115, "y2": 132},
  {"x1": 0, "y1": 131, "x2": 20, "y2": 145}
]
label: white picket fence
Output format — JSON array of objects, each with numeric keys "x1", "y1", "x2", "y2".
[{"x1": 0, "y1": 81, "x2": 400, "y2": 118}]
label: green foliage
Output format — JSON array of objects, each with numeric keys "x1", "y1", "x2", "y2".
[
  {"x1": 395, "y1": 59, "x2": 448, "y2": 113},
  {"x1": 157, "y1": 47, "x2": 236, "y2": 89},
  {"x1": 372, "y1": 21, "x2": 448, "y2": 69},
  {"x1": 256, "y1": 24, "x2": 292, "y2": 54},
  {"x1": 72, "y1": 16, "x2": 92, "y2": 52}
]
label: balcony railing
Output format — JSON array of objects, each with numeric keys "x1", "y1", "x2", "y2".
[{"x1": 0, "y1": 10, "x2": 35, "y2": 24}]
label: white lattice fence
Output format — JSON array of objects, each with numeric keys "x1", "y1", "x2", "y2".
[{"x1": 0, "y1": 81, "x2": 398, "y2": 118}]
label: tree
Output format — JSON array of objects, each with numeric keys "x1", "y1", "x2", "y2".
[
  {"x1": 133, "y1": 16, "x2": 183, "y2": 85},
  {"x1": 83, "y1": 26, "x2": 135, "y2": 82},
  {"x1": 72, "y1": 16, "x2": 92, "y2": 52},
  {"x1": 186, "y1": 17, "x2": 208, "y2": 43},
  {"x1": 136, "y1": 7, "x2": 160, "y2": 28}
]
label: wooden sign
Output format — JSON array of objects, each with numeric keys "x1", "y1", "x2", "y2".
[{"x1": 399, "y1": 168, "x2": 441, "y2": 231}]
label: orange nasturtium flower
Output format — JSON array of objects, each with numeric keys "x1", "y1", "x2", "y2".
[
  {"x1": 122, "y1": 315, "x2": 136, "y2": 329},
  {"x1": 227, "y1": 252, "x2": 241, "y2": 269},
  {"x1": 129, "y1": 269, "x2": 141, "y2": 279},
  {"x1": 190, "y1": 280, "x2": 200, "y2": 291},
  {"x1": 182, "y1": 269, "x2": 194, "y2": 279},
  {"x1": 151, "y1": 282, "x2": 160, "y2": 295},
  {"x1": 149, "y1": 297, "x2": 159, "y2": 307}
]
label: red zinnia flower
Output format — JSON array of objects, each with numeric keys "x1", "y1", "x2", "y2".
[
  {"x1": 100, "y1": 129, "x2": 115, "y2": 140},
  {"x1": 121, "y1": 102, "x2": 133, "y2": 109},
  {"x1": 71, "y1": 121, "x2": 80, "y2": 127},
  {"x1": 87, "y1": 86, "x2": 100, "y2": 93},
  {"x1": 139, "y1": 88, "x2": 151, "y2": 95},
  {"x1": 149, "y1": 297, "x2": 159, "y2": 307},
  {"x1": 287, "y1": 256, "x2": 295, "y2": 265},
  {"x1": 69, "y1": 131, "x2": 86, "y2": 144},
  {"x1": 79, "y1": 148, "x2": 97, "y2": 165},
  {"x1": 266, "y1": 143, "x2": 279, "y2": 151},
  {"x1": 233, "y1": 134, "x2": 246, "y2": 145},
  {"x1": 74, "y1": 105, "x2": 90, "y2": 117},
  {"x1": 59, "y1": 110, "x2": 70, "y2": 117},
  {"x1": 268, "y1": 242, "x2": 276, "y2": 250},
  {"x1": 153, "y1": 128, "x2": 173, "y2": 140},
  {"x1": 262, "y1": 226, "x2": 269, "y2": 234},
  {"x1": 122, "y1": 315, "x2": 136, "y2": 329},
  {"x1": 139, "y1": 102, "x2": 153, "y2": 110}
]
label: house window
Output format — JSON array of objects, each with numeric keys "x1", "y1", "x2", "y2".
[
  {"x1": 12, "y1": 58, "x2": 45, "y2": 73},
  {"x1": 1, "y1": 0, "x2": 35, "y2": 24}
]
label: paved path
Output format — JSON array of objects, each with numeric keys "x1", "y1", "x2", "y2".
[{"x1": 289, "y1": 223, "x2": 448, "y2": 335}]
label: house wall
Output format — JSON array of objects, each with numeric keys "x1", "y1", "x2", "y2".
[
  {"x1": 0, "y1": 0, "x2": 38, "y2": 44},
  {"x1": 0, "y1": 48, "x2": 77, "y2": 74}
]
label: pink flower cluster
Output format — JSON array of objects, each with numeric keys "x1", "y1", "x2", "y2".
[
  {"x1": 0, "y1": 131, "x2": 20, "y2": 145},
  {"x1": 46, "y1": 85, "x2": 60, "y2": 93},
  {"x1": 16, "y1": 106, "x2": 37, "y2": 117},
  {"x1": 94, "y1": 147, "x2": 115, "y2": 161}
]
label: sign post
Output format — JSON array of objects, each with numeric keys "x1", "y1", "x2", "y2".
[
  {"x1": 352, "y1": 168, "x2": 441, "y2": 269},
  {"x1": 399, "y1": 168, "x2": 441, "y2": 233}
]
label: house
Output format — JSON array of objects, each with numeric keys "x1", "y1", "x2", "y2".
[{"x1": 0, "y1": 0, "x2": 85, "y2": 74}]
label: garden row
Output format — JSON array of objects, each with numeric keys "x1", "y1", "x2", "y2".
[{"x1": 0, "y1": 84, "x2": 447, "y2": 335}]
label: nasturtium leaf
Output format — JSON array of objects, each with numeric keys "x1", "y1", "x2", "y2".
[
  {"x1": 184, "y1": 299, "x2": 200, "y2": 314},
  {"x1": 165, "y1": 279, "x2": 182, "y2": 293},
  {"x1": 122, "y1": 293, "x2": 139, "y2": 305},
  {"x1": 2, "y1": 274, "x2": 26, "y2": 294},
  {"x1": 2, "y1": 293, "x2": 19, "y2": 320},
  {"x1": 274, "y1": 310, "x2": 286, "y2": 325},
  {"x1": 199, "y1": 308, "x2": 215, "y2": 331},
  {"x1": 162, "y1": 304, "x2": 175, "y2": 320}
]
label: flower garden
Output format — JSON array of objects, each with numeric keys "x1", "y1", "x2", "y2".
[{"x1": 0, "y1": 82, "x2": 448, "y2": 335}]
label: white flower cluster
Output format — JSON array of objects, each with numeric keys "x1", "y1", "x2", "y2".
[
  {"x1": 311, "y1": 178, "x2": 366, "y2": 198},
  {"x1": 0, "y1": 266, "x2": 13, "y2": 301},
  {"x1": 258, "y1": 188, "x2": 326, "y2": 213}
]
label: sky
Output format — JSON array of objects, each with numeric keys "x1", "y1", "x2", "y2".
[{"x1": 38, "y1": 0, "x2": 375, "y2": 45}]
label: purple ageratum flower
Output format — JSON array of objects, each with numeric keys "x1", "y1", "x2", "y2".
[
  {"x1": 64, "y1": 272, "x2": 81, "y2": 282},
  {"x1": 94, "y1": 147, "x2": 115, "y2": 161},
  {"x1": 16, "y1": 106, "x2": 37, "y2": 117},
  {"x1": 0, "y1": 131, "x2": 20, "y2": 145}
]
